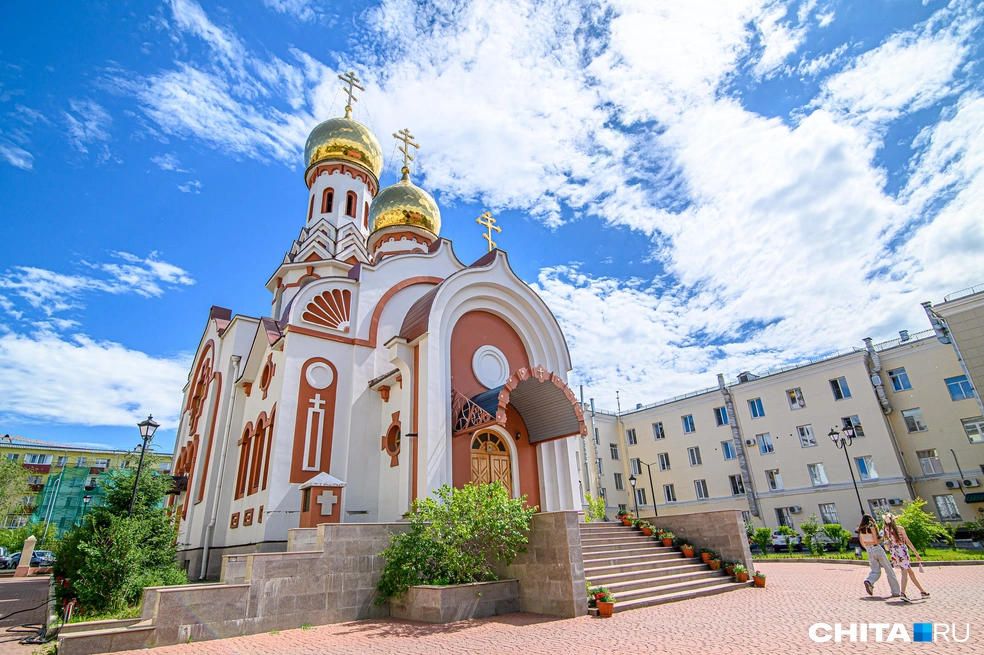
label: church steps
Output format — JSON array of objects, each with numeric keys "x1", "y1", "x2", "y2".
[
  {"x1": 595, "y1": 569, "x2": 727, "y2": 595},
  {"x1": 581, "y1": 541, "x2": 672, "y2": 554},
  {"x1": 583, "y1": 551, "x2": 687, "y2": 569},
  {"x1": 604, "y1": 581, "x2": 746, "y2": 613},
  {"x1": 585, "y1": 559, "x2": 706, "y2": 578}
]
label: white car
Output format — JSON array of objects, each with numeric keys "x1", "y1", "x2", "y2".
[{"x1": 771, "y1": 530, "x2": 803, "y2": 552}]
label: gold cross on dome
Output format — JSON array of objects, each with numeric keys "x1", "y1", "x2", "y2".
[
  {"x1": 338, "y1": 71, "x2": 364, "y2": 117},
  {"x1": 476, "y1": 211, "x2": 501, "y2": 252},
  {"x1": 393, "y1": 128, "x2": 419, "y2": 172}
]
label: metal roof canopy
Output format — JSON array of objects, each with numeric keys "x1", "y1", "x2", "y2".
[{"x1": 504, "y1": 378, "x2": 582, "y2": 445}]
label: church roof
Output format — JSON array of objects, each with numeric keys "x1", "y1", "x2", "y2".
[{"x1": 299, "y1": 472, "x2": 346, "y2": 489}]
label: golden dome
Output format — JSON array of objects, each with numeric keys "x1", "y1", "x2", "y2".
[
  {"x1": 303, "y1": 114, "x2": 383, "y2": 181},
  {"x1": 369, "y1": 169, "x2": 441, "y2": 235}
]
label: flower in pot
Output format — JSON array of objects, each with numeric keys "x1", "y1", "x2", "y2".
[
  {"x1": 661, "y1": 531, "x2": 675, "y2": 547},
  {"x1": 681, "y1": 543, "x2": 695, "y2": 558},
  {"x1": 733, "y1": 564, "x2": 749, "y2": 583},
  {"x1": 617, "y1": 511, "x2": 634, "y2": 526},
  {"x1": 588, "y1": 585, "x2": 610, "y2": 607},
  {"x1": 640, "y1": 522, "x2": 654, "y2": 537},
  {"x1": 597, "y1": 592, "x2": 616, "y2": 617},
  {"x1": 752, "y1": 570, "x2": 766, "y2": 588},
  {"x1": 725, "y1": 562, "x2": 736, "y2": 576},
  {"x1": 700, "y1": 548, "x2": 713, "y2": 563},
  {"x1": 709, "y1": 556, "x2": 722, "y2": 570}
]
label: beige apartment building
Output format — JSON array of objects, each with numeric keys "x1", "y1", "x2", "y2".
[{"x1": 577, "y1": 321, "x2": 984, "y2": 533}]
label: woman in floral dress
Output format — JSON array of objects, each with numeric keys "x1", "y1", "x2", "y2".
[{"x1": 882, "y1": 513, "x2": 929, "y2": 602}]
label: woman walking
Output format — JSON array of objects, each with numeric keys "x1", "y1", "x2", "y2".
[
  {"x1": 883, "y1": 513, "x2": 929, "y2": 602},
  {"x1": 858, "y1": 514, "x2": 900, "y2": 597}
]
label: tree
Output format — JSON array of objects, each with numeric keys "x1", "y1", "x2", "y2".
[
  {"x1": 799, "y1": 513, "x2": 823, "y2": 556},
  {"x1": 583, "y1": 494, "x2": 606, "y2": 522},
  {"x1": 53, "y1": 465, "x2": 185, "y2": 616},
  {"x1": 0, "y1": 522, "x2": 52, "y2": 555},
  {"x1": 821, "y1": 524, "x2": 851, "y2": 553},
  {"x1": 777, "y1": 525, "x2": 798, "y2": 554},
  {"x1": 894, "y1": 498, "x2": 946, "y2": 552},
  {"x1": 752, "y1": 527, "x2": 772, "y2": 554},
  {"x1": 0, "y1": 456, "x2": 30, "y2": 519}
]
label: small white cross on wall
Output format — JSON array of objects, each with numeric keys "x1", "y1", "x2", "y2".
[{"x1": 316, "y1": 489, "x2": 339, "y2": 517}]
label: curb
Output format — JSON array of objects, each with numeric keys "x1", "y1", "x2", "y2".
[{"x1": 754, "y1": 558, "x2": 984, "y2": 567}]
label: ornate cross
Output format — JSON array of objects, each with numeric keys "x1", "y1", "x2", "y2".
[
  {"x1": 476, "y1": 211, "x2": 501, "y2": 252},
  {"x1": 337, "y1": 71, "x2": 364, "y2": 118},
  {"x1": 393, "y1": 128, "x2": 419, "y2": 172},
  {"x1": 316, "y1": 489, "x2": 339, "y2": 517}
]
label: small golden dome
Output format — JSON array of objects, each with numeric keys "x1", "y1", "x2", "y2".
[
  {"x1": 369, "y1": 168, "x2": 441, "y2": 235},
  {"x1": 303, "y1": 114, "x2": 383, "y2": 181}
]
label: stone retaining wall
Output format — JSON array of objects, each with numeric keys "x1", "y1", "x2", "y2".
[
  {"x1": 651, "y1": 509, "x2": 754, "y2": 570},
  {"x1": 391, "y1": 580, "x2": 520, "y2": 623}
]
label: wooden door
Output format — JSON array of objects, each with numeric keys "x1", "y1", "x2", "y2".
[{"x1": 470, "y1": 432, "x2": 512, "y2": 496}]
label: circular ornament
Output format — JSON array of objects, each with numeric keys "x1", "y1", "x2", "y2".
[
  {"x1": 472, "y1": 345, "x2": 509, "y2": 389},
  {"x1": 305, "y1": 362, "x2": 334, "y2": 389}
]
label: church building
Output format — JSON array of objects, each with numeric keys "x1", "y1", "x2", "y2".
[{"x1": 171, "y1": 75, "x2": 587, "y2": 579}]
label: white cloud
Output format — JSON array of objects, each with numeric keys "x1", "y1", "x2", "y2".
[
  {"x1": 64, "y1": 99, "x2": 112, "y2": 155},
  {"x1": 177, "y1": 179, "x2": 202, "y2": 193},
  {"x1": 151, "y1": 152, "x2": 191, "y2": 172},
  {"x1": 797, "y1": 43, "x2": 847, "y2": 77},
  {"x1": 752, "y1": 1, "x2": 810, "y2": 79},
  {"x1": 0, "y1": 330, "x2": 191, "y2": 428},
  {"x1": 0, "y1": 141, "x2": 33, "y2": 170},
  {"x1": 168, "y1": 0, "x2": 246, "y2": 71},
  {"x1": 263, "y1": 0, "x2": 323, "y2": 22}
]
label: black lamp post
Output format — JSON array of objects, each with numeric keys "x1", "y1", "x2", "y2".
[
  {"x1": 639, "y1": 461, "x2": 659, "y2": 517},
  {"x1": 128, "y1": 415, "x2": 159, "y2": 518},
  {"x1": 828, "y1": 425, "x2": 864, "y2": 516},
  {"x1": 629, "y1": 473, "x2": 639, "y2": 518},
  {"x1": 81, "y1": 494, "x2": 92, "y2": 520}
]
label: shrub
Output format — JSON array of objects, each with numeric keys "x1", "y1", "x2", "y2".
[
  {"x1": 960, "y1": 517, "x2": 984, "y2": 542},
  {"x1": 821, "y1": 524, "x2": 851, "y2": 553},
  {"x1": 799, "y1": 513, "x2": 823, "y2": 556},
  {"x1": 0, "y1": 522, "x2": 54, "y2": 555},
  {"x1": 777, "y1": 526, "x2": 798, "y2": 554},
  {"x1": 894, "y1": 498, "x2": 947, "y2": 552},
  {"x1": 375, "y1": 483, "x2": 536, "y2": 603},
  {"x1": 583, "y1": 494, "x2": 606, "y2": 523},
  {"x1": 752, "y1": 527, "x2": 772, "y2": 554}
]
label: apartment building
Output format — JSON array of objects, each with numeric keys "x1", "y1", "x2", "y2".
[{"x1": 577, "y1": 327, "x2": 984, "y2": 532}]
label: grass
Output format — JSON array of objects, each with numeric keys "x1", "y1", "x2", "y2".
[
  {"x1": 67, "y1": 605, "x2": 142, "y2": 623},
  {"x1": 755, "y1": 548, "x2": 984, "y2": 562}
]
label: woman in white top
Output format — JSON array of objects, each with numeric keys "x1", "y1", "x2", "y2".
[{"x1": 858, "y1": 514, "x2": 900, "y2": 597}]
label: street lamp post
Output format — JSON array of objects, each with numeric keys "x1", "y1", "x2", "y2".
[
  {"x1": 640, "y1": 461, "x2": 659, "y2": 517},
  {"x1": 629, "y1": 473, "x2": 639, "y2": 518},
  {"x1": 828, "y1": 425, "x2": 864, "y2": 516},
  {"x1": 128, "y1": 415, "x2": 160, "y2": 518},
  {"x1": 81, "y1": 494, "x2": 92, "y2": 521}
]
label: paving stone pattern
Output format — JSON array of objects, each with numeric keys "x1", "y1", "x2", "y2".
[{"x1": 111, "y1": 563, "x2": 984, "y2": 654}]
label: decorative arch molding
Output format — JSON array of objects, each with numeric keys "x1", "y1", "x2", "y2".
[
  {"x1": 470, "y1": 425, "x2": 521, "y2": 498},
  {"x1": 494, "y1": 366, "x2": 586, "y2": 442},
  {"x1": 302, "y1": 288, "x2": 352, "y2": 332},
  {"x1": 186, "y1": 340, "x2": 216, "y2": 434},
  {"x1": 306, "y1": 162, "x2": 378, "y2": 196},
  {"x1": 290, "y1": 358, "x2": 338, "y2": 483},
  {"x1": 381, "y1": 411, "x2": 401, "y2": 467}
]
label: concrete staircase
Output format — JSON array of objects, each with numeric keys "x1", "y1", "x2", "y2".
[{"x1": 581, "y1": 522, "x2": 745, "y2": 613}]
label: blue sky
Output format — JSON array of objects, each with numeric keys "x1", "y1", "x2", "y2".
[{"x1": 1, "y1": 0, "x2": 982, "y2": 452}]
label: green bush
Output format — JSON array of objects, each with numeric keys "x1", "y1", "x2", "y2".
[
  {"x1": 375, "y1": 482, "x2": 536, "y2": 604},
  {"x1": 821, "y1": 524, "x2": 851, "y2": 553},
  {"x1": 894, "y1": 498, "x2": 947, "y2": 553},
  {"x1": 0, "y1": 522, "x2": 55, "y2": 555},
  {"x1": 776, "y1": 526, "x2": 797, "y2": 554},
  {"x1": 752, "y1": 527, "x2": 772, "y2": 554},
  {"x1": 583, "y1": 494, "x2": 606, "y2": 523},
  {"x1": 959, "y1": 517, "x2": 984, "y2": 542},
  {"x1": 799, "y1": 514, "x2": 823, "y2": 557},
  {"x1": 53, "y1": 466, "x2": 184, "y2": 616}
]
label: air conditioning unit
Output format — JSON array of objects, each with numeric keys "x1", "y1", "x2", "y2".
[
  {"x1": 963, "y1": 478, "x2": 981, "y2": 488},
  {"x1": 789, "y1": 506, "x2": 802, "y2": 514},
  {"x1": 746, "y1": 438, "x2": 756, "y2": 446},
  {"x1": 945, "y1": 480, "x2": 960, "y2": 489},
  {"x1": 888, "y1": 498, "x2": 903, "y2": 506}
]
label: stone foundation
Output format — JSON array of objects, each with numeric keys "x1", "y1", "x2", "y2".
[
  {"x1": 391, "y1": 580, "x2": 520, "y2": 623},
  {"x1": 177, "y1": 540, "x2": 288, "y2": 581},
  {"x1": 648, "y1": 509, "x2": 754, "y2": 570}
]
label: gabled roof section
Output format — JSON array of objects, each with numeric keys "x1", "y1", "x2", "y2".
[
  {"x1": 209, "y1": 306, "x2": 232, "y2": 335},
  {"x1": 399, "y1": 285, "x2": 441, "y2": 341}
]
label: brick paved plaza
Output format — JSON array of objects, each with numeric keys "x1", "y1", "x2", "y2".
[{"x1": 106, "y1": 562, "x2": 983, "y2": 654}]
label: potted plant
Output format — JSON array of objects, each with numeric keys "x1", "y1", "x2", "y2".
[
  {"x1": 753, "y1": 570, "x2": 766, "y2": 587},
  {"x1": 588, "y1": 585, "x2": 610, "y2": 606},
  {"x1": 700, "y1": 548, "x2": 713, "y2": 563},
  {"x1": 709, "y1": 556, "x2": 722, "y2": 570},
  {"x1": 661, "y1": 531, "x2": 675, "y2": 547},
  {"x1": 616, "y1": 510, "x2": 633, "y2": 526},
  {"x1": 640, "y1": 522, "x2": 654, "y2": 537},
  {"x1": 597, "y1": 592, "x2": 616, "y2": 617},
  {"x1": 724, "y1": 562, "x2": 736, "y2": 576},
  {"x1": 681, "y1": 543, "x2": 695, "y2": 558},
  {"x1": 733, "y1": 564, "x2": 749, "y2": 583}
]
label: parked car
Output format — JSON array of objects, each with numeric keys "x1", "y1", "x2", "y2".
[
  {"x1": 0, "y1": 547, "x2": 9, "y2": 569},
  {"x1": 771, "y1": 530, "x2": 803, "y2": 552},
  {"x1": 6, "y1": 550, "x2": 55, "y2": 568}
]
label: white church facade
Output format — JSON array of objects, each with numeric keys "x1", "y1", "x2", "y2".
[{"x1": 170, "y1": 79, "x2": 587, "y2": 579}]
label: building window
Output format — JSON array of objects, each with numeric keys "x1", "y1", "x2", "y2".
[
  {"x1": 721, "y1": 440, "x2": 736, "y2": 460},
  {"x1": 609, "y1": 444, "x2": 620, "y2": 460},
  {"x1": 626, "y1": 428, "x2": 637, "y2": 446},
  {"x1": 841, "y1": 415, "x2": 864, "y2": 437},
  {"x1": 158, "y1": 462, "x2": 172, "y2": 472},
  {"x1": 345, "y1": 190, "x2": 357, "y2": 217},
  {"x1": 766, "y1": 469, "x2": 783, "y2": 491},
  {"x1": 85, "y1": 476, "x2": 98, "y2": 488},
  {"x1": 93, "y1": 458, "x2": 110, "y2": 469},
  {"x1": 119, "y1": 460, "x2": 130, "y2": 469},
  {"x1": 758, "y1": 433, "x2": 774, "y2": 455},
  {"x1": 748, "y1": 397, "x2": 765, "y2": 418},
  {"x1": 786, "y1": 388, "x2": 806, "y2": 410},
  {"x1": 797, "y1": 425, "x2": 817, "y2": 448},
  {"x1": 652, "y1": 422, "x2": 665, "y2": 440},
  {"x1": 682, "y1": 415, "x2": 695, "y2": 433},
  {"x1": 658, "y1": 452, "x2": 670, "y2": 471},
  {"x1": 630, "y1": 458, "x2": 642, "y2": 475},
  {"x1": 6, "y1": 454, "x2": 18, "y2": 461},
  {"x1": 75, "y1": 457, "x2": 87, "y2": 467},
  {"x1": 916, "y1": 449, "x2": 943, "y2": 475},
  {"x1": 868, "y1": 498, "x2": 889, "y2": 518},
  {"x1": 729, "y1": 474, "x2": 745, "y2": 495},
  {"x1": 933, "y1": 494, "x2": 961, "y2": 520},
  {"x1": 687, "y1": 446, "x2": 702, "y2": 467},
  {"x1": 614, "y1": 473, "x2": 624, "y2": 490},
  {"x1": 663, "y1": 484, "x2": 676, "y2": 503},
  {"x1": 321, "y1": 187, "x2": 334, "y2": 213},
  {"x1": 596, "y1": 458, "x2": 603, "y2": 476},
  {"x1": 694, "y1": 479, "x2": 709, "y2": 499},
  {"x1": 888, "y1": 368, "x2": 911, "y2": 391},
  {"x1": 818, "y1": 503, "x2": 840, "y2": 525},
  {"x1": 27, "y1": 475, "x2": 43, "y2": 485},
  {"x1": 945, "y1": 375, "x2": 974, "y2": 401},
  {"x1": 55, "y1": 456, "x2": 67, "y2": 467},
  {"x1": 830, "y1": 377, "x2": 852, "y2": 400},
  {"x1": 713, "y1": 407, "x2": 728, "y2": 426},
  {"x1": 600, "y1": 489, "x2": 608, "y2": 499},
  {"x1": 962, "y1": 417, "x2": 984, "y2": 444},
  {"x1": 808, "y1": 463, "x2": 828, "y2": 486},
  {"x1": 635, "y1": 488, "x2": 647, "y2": 506},
  {"x1": 856, "y1": 456, "x2": 878, "y2": 481},
  {"x1": 775, "y1": 507, "x2": 792, "y2": 528},
  {"x1": 594, "y1": 428, "x2": 599, "y2": 445},
  {"x1": 24, "y1": 454, "x2": 52, "y2": 465},
  {"x1": 742, "y1": 510, "x2": 752, "y2": 525},
  {"x1": 902, "y1": 408, "x2": 928, "y2": 433}
]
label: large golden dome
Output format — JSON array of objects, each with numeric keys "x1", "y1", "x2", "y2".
[
  {"x1": 303, "y1": 115, "x2": 383, "y2": 181},
  {"x1": 369, "y1": 169, "x2": 441, "y2": 235}
]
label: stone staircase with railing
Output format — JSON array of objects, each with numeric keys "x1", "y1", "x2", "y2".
[{"x1": 581, "y1": 522, "x2": 746, "y2": 613}]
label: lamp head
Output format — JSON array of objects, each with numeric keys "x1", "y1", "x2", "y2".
[
  {"x1": 82, "y1": 495, "x2": 92, "y2": 505},
  {"x1": 842, "y1": 424, "x2": 855, "y2": 440},
  {"x1": 629, "y1": 474, "x2": 637, "y2": 488},
  {"x1": 138, "y1": 415, "x2": 160, "y2": 441},
  {"x1": 827, "y1": 428, "x2": 839, "y2": 444}
]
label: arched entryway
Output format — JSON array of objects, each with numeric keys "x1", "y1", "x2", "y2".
[{"x1": 470, "y1": 431, "x2": 512, "y2": 495}]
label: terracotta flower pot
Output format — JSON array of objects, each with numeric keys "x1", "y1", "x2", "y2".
[
  {"x1": 725, "y1": 565, "x2": 735, "y2": 576},
  {"x1": 736, "y1": 572, "x2": 749, "y2": 583},
  {"x1": 662, "y1": 538, "x2": 673, "y2": 547},
  {"x1": 597, "y1": 601, "x2": 614, "y2": 617},
  {"x1": 622, "y1": 518, "x2": 632, "y2": 526},
  {"x1": 682, "y1": 548, "x2": 694, "y2": 558},
  {"x1": 709, "y1": 560, "x2": 721, "y2": 570},
  {"x1": 753, "y1": 576, "x2": 766, "y2": 588},
  {"x1": 701, "y1": 552, "x2": 711, "y2": 563},
  {"x1": 642, "y1": 527, "x2": 653, "y2": 536}
]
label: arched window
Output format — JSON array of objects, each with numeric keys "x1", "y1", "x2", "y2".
[
  {"x1": 307, "y1": 194, "x2": 315, "y2": 221},
  {"x1": 322, "y1": 188, "x2": 334, "y2": 213},
  {"x1": 249, "y1": 417, "x2": 265, "y2": 495},
  {"x1": 345, "y1": 191, "x2": 357, "y2": 217},
  {"x1": 364, "y1": 201, "x2": 369, "y2": 229},
  {"x1": 235, "y1": 424, "x2": 252, "y2": 499}
]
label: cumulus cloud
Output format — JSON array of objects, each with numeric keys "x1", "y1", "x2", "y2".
[{"x1": 177, "y1": 179, "x2": 202, "y2": 193}]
